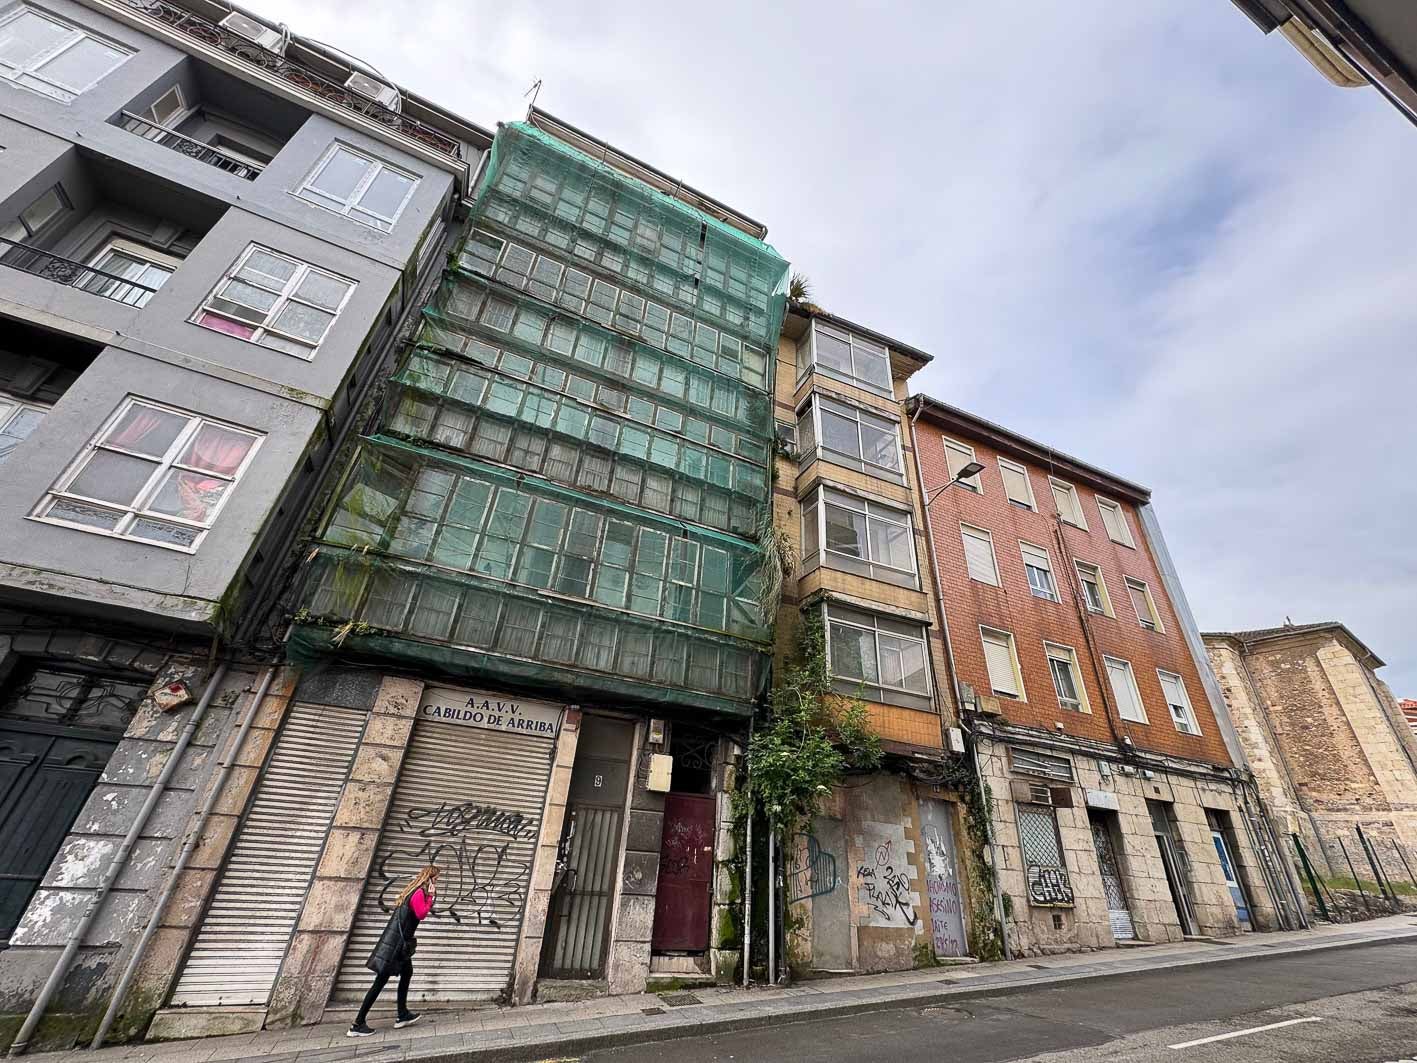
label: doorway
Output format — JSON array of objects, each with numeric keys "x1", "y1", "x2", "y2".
[
  {"x1": 1147, "y1": 800, "x2": 1197, "y2": 936},
  {"x1": 1206, "y1": 809, "x2": 1252, "y2": 931},
  {"x1": 541, "y1": 715, "x2": 636, "y2": 979},
  {"x1": 1088, "y1": 811, "x2": 1135, "y2": 941},
  {"x1": 650, "y1": 724, "x2": 719, "y2": 955}
]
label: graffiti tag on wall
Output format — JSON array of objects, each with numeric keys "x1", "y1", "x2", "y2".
[
  {"x1": 376, "y1": 798, "x2": 538, "y2": 927},
  {"x1": 1026, "y1": 864, "x2": 1075, "y2": 907},
  {"x1": 856, "y1": 823, "x2": 918, "y2": 928},
  {"x1": 787, "y1": 833, "x2": 839, "y2": 902},
  {"x1": 921, "y1": 806, "x2": 966, "y2": 957}
]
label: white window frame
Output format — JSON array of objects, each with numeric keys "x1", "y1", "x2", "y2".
[
  {"x1": 804, "y1": 486, "x2": 918, "y2": 583},
  {"x1": 0, "y1": 5, "x2": 132, "y2": 103},
  {"x1": 1158, "y1": 669, "x2": 1201, "y2": 736},
  {"x1": 86, "y1": 236, "x2": 182, "y2": 307},
  {"x1": 1049, "y1": 477, "x2": 1087, "y2": 528},
  {"x1": 1103, "y1": 655, "x2": 1148, "y2": 724},
  {"x1": 294, "y1": 142, "x2": 419, "y2": 232},
  {"x1": 3, "y1": 183, "x2": 70, "y2": 243},
  {"x1": 192, "y1": 244, "x2": 356, "y2": 359},
  {"x1": 1073, "y1": 558, "x2": 1114, "y2": 617},
  {"x1": 797, "y1": 319, "x2": 892, "y2": 394},
  {"x1": 998, "y1": 456, "x2": 1036, "y2": 510},
  {"x1": 980, "y1": 625, "x2": 1025, "y2": 701},
  {"x1": 144, "y1": 83, "x2": 189, "y2": 127},
  {"x1": 824, "y1": 603, "x2": 931, "y2": 700},
  {"x1": 798, "y1": 393, "x2": 904, "y2": 479},
  {"x1": 1019, "y1": 540, "x2": 1059, "y2": 602},
  {"x1": 1096, "y1": 495, "x2": 1135, "y2": 548},
  {"x1": 943, "y1": 437, "x2": 984, "y2": 493},
  {"x1": 1044, "y1": 641, "x2": 1091, "y2": 714},
  {"x1": 960, "y1": 522, "x2": 1000, "y2": 586},
  {"x1": 1125, "y1": 576, "x2": 1163, "y2": 632},
  {"x1": 0, "y1": 392, "x2": 49, "y2": 465},
  {"x1": 32, "y1": 396, "x2": 263, "y2": 553}
]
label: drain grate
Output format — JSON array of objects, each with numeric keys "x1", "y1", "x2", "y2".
[
  {"x1": 660, "y1": 992, "x2": 704, "y2": 1007},
  {"x1": 641, "y1": 1006, "x2": 666, "y2": 1016}
]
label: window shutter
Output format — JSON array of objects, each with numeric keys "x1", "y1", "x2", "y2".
[
  {"x1": 1128, "y1": 581, "x2": 1153, "y2": 626},
  {"x1": 1100, "y1": 500, "x2": 1134, "y2": 546},
  {"x1": 961, "y1": 527, "x2": 998, "y2": 584},
  {"x1": 1020, "y1": 542, "x2": 1050, "y2": 569},
  {"x1": 983, "y1": 633, "x2": 1019, "y2": 697},
  {"x1": 1001, "y1": 463, "x2": 1032, "y2": 505},
  {"x1": 1051, "y1": 483, "x2": 1075, "y2": 522},
  {"x1": 1105, "y1": 659, "x2": 1145, "y2": 722}
]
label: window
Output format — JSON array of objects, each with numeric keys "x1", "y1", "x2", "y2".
[
  {"x1": 34, "y1": 397, "x2": 261, "y2": 551},
  {"x1": 0, "y1": 394, "x2": 47, "y2": 465},
  {"x1": 194, "y1": 245, "x2": 355, "y2": 358},
  {"x1": 960, "y1": 523, "x2": 999, "y2": 586},
  {"x1": 798, "y1": 394, "x2": 902, "y2": 478},
  {"x1": 85, "y1": 238, "x2": 180, "y2": 307},
  {"x1": 999, "y1": 457, "x2": 1035, "y2": 509},
  {"x1": 798, "y1": 320, "x2": 891, "y2": 392},
  {"x1": 144, "y1": 84, "x2": 187, "y2": 126},
  {"x1": 1009, "y1": 746, "x2": 1074, "y2": 782},
  {"x1": 1044, "y1": 642, "x2": 1089, "y2": 713},
  {"x1": 1097, "y1": 497, "x2": 1135, "y2": 548},
  {"x1": 1020, "y1": 541, "x2": 1058, "y2": 602},
  {"x1": 2, "y1": 184, "x2": 70, "y2": 243},
  {"x1": 1158, "y1": 670, "x2": 1200, "y2": 736},
  {"x1": 943, "y1": 437, "x2": 983, "y2": 492},
  {"x1": 296, "y1": 144, "x2": 418, "y2": 231},
  {"x1": 1016, "y1": 803, "x2": 1067, "y2": 872},
  {"x1": 802, "y1": 487, "x2": 917, "y2": 585},
  {"x1": 825, "y1": 604, "x2": 930, "y2": 705},
  {"x1": 981, "y1": 626, "x2": 1024, "y2": 700},
  {"x1": 1073, "y1": 560, "x2": 1113, "y2": 616},
  {"x1": 1049, "y1": 478, "x2": 1086, "y2": 528},
  {"x1": 1125, "y1": 577, "x2": 1162, "y2": 631},
  {"x1": 1103, "y1": 656, "x2": 1148, "y2": 723},
  {"x1": 0, "y1": 6, "x2": 130, "y2": 102}
]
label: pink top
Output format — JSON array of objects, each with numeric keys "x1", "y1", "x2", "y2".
[{"x1": 409, "y1": 887, "x2": 432, "y2": 921}]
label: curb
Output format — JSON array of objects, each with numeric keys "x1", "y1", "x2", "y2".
[{"x1": 335, "y1": 927, "x2": 1417, "y2": 1063}]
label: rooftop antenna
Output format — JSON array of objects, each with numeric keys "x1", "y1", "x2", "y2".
[{"x1": 525, "y1": 78, "x2": 543, "y2": 115}]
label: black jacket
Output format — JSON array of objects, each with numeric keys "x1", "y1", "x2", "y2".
[{"x1": 366, "y1": 897, "x2": 418, "y2": 975}]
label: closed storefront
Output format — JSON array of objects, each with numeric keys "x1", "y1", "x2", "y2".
[{"x1": 334, "y1": 686, "x2": 561, "y2": 1004}]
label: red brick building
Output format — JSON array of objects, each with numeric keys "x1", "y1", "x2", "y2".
[{"x1": 908, "y1": 396, "x2": 1302, "y2": 953}]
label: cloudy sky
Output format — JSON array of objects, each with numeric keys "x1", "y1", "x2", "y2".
[{"x1": 255, "y1": 1, "x2": 1416, "y2": 693}]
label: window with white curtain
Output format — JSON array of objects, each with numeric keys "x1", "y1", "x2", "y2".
[
  {"x1": 1103, "y1": 656, "x2": 1148, "y2": 723},
  {"x1": 193, "y1": 245, "x2": 355, "y2": 358},
  {"x1": 960, "y1": 523, "x2": 999, "y2": 586},
  {"x1": 0, "y1": 6, "x2": 131, "y2": 102},
  {"x1": 0, "y1": 394, "x2": 48, "y2": 465},
  {"x1": 981, "y1": 626, "x2": 1024, "y2": 700},
  {"x1": 296, "y1": 143, "x2": 419, "y2": 231}
]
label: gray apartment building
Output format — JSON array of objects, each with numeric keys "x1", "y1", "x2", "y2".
[{"x1": 0, "y1": 0, "x2": 490, "y2": 1050}]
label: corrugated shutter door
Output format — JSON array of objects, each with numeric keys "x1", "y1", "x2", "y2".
[
  {"x1": 170, "y1": 703, "x2": 366, "y2": 1006},
  {"x1": 961, "y1": 528, "x2": 996, "y2": 584},
  {"x1": 334, "y1": 719, "x2": 555, "y2": 1004},
  {"x1": 982, "y1": 635, "x2": 1018, "y2": 697}
]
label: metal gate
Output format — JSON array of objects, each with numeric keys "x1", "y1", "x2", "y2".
[
  {"x1": 334, "y1": 717, "x2": 555, "y2": 1003},
  {"x1": 1089, "y1": 815, "x2": 1135, "y2": 941},
  {"x1": 170, "y1": 702, "x2": 366, "y2": 1006}
]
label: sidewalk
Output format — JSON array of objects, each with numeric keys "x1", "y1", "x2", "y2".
[{"x1": 35, "y1": 915, "x2": 1417, "y2": 1063}]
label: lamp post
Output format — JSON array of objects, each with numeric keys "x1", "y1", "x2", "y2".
[{"x1": 924, "y1": 461, "x2": 985, "y2": 507}]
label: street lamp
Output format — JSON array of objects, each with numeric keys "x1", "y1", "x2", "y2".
[{"x1": 924, "y1": 461, "x2": 984, "y2": 507}]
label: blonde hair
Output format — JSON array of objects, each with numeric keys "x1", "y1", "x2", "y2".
[{"x1": 396, "y1": 865, "x2": 439, "y2": 908}]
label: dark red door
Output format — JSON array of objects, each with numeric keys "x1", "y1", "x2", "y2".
[{"x1": 652, "y1": 793, "x2": 715, "y2": 951}]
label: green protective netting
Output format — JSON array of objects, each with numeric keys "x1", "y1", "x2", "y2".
[{"x1": 465, "y1": 122, "x2": 790, "y2": 364}]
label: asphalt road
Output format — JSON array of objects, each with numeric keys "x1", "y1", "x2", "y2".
[{"x1": 588, "y1": 939, "x2": 1417, "y2": 1063}]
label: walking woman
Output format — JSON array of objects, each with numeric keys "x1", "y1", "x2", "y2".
[{"x1": 349, "y1": 865, "x2": 438, "y2": 1036}]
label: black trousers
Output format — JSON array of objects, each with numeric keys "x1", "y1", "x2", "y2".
[{"x1": 356, "y1": 958, "x2": 412, "y2": 1023}]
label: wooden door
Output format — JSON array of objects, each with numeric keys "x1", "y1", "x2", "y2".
[{"x1": 651, "y1": 793, "x2": 715, "y2": 951}]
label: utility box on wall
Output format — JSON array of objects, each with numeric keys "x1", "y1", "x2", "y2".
[{"x1": 646, "y1": 753, "x2": 673, "y2": 792}]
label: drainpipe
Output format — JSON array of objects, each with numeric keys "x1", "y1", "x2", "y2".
[
  {"x1": 766, "y1": 822, "x2": 776, "y2": 985},
  {"x1": 907, "y1": 401, "x2": 1010, "y2": 961},
  {"x1": 9, "y1": 662, "x2": 230, "y2": 1057},
  {"x1": 90, "y1": 665, "x2": 277, "y2": 1049}
]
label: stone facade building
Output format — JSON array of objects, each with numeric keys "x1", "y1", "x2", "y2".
[
  {"x1": 909, "y1": 397, "x2": 1304, "y2": 956},
  {"x1": 1204, "y1": 622, "x2": 1417, "y2": 885}
]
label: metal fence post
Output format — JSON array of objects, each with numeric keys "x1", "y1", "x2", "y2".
[
  {"x1": 1337, "y1": 837, "x2": 1373, "y2": 914},
  {"x1": 1292, "y1": 834, "x2": 1331, "y2": 923},
  {"x1": 1392, "y1": 838, "x2": 1417, "y2": 891},
  {"x1": 1355, "y1": 826, "x2": 1394, "y2": 903}
]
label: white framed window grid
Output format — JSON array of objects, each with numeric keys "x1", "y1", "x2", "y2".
[
  {"x1": 1103, "y1": 655, "x2": 1148, "y2": 724},
  {"x1": 1097, "y1": 496, "x2": 1135, "y2": 548},
  {"x1": 32, "y1": 396, "x2": 262, "y2": 552},
  {"x1": 295, "y1": 142, "x2": 419, "y2": 232},
  {"x1": 1020, "y1": 540, "x2": 1059, "y2": 602},
  {"x1": 0, "y1": 5, "x2": 131, "y2": 103},
  {"x1": 999, "y1": 456, "x2": 1036, "y2": 509},
  {"x1": 0, "y1": 393, "x2": 48, "y2": 465},
  {"x1": 193, "y1": 244, "x2": 355, "y2": 358},
  {"x1": 1049, "y1": 477, "x2": 1087, "y2": 529},
  {"x1": 797, "y1": 393, "x2": 903, "y2": 478},
  {"x1": 1073, "y1": 559, "x2": 1113, "y2": 616},
  {"x1": 980, "y1": 625, "x2": 1025, "y2": 700},
  {"x1": 802, "y1": 486, "x2": 918, "y2": 582},
  {"x1": 960, "y1": 522, "x2": 1000, "y2": 586},
  {"x1": 1044, "y1": 641, "x2": 1089, "y2": 713},
  {"x1": 796, "y1": 319, "x2": 892, "y2": 393},
  {"x1": 824, "y1": 603, "x2": 931, "y2": 699},
  {"x1": 1158, "y1": 669, "x2": 1201, "y2": 735},
  {"x1": 85, "y1": 236, "x2": 181, "y2": 307}
]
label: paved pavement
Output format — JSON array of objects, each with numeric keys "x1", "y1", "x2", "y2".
[
  {"x1": 28, "y1": 914, "x2": 1417, "y2": 1063},
  {"x1": 590, "y1": 937, "x2": 1417, "y2": 1062}
]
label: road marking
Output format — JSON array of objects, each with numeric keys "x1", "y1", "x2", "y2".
[{"x1": 1168, "y1": 1016, "x2": 1323, "y2": 1049}]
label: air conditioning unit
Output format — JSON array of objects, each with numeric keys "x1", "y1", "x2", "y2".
[
  {"x1": 218, "y1": 11, "x2": 284, "y2": 52},
  {"x1": 1010, "y1": 780, "x2": 1075, "y2": 808},
  {"x1": 345, "y1": 71, "x2": 401, "y2": 110}
]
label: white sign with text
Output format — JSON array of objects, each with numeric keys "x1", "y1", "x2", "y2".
[{"x1": 418, "y1": 685, "x2": 563, "y2": 738}]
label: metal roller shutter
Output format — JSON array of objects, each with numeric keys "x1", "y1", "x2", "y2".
[
  {"x1": 334, "y1": 718, "x2": 555, "y2": 1004},
  {"x1": 170, "y1": 702, "x2": 367, "y2": 1006}
]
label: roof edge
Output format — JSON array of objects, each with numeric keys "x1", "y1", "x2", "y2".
[{"x1": 1201, "y1": 621, "x2": 1385, "y2": 669}]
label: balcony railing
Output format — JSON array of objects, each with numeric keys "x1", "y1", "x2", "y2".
[
  {"x1": 0, "y1": 238, "x2": 161, "y2": 307},
  {"x1": 119, "y1": 0, "x2": 462, "y2": 160},
  {"x1": 119, "y1": 112, "x2": 265, "y2": 179}
]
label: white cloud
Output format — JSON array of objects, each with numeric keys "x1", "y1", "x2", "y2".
[{"x1": 248, "y1": 0, "x2": 1417, "y2": 691}]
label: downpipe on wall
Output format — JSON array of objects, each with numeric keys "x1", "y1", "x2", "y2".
[
  {"x1": 89, "y1": 665, "x2": 279, "y2": 1049},
  {"x1": 8, "y1": 661, "x2": 231, "y2": 1057}
]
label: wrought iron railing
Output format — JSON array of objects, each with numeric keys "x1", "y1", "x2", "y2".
[
  {"x1": 118, "y1": 0, "x2": 462, "y2": 160},
  {"x1": 0, "y1": 238, "x2": 161, "y2": 307},
  {"x1": 118, "y1": 111, "x2": 265, "y2": 179}
]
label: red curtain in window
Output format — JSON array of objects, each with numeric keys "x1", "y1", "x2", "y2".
[{"x1": 107, "y1": 408, "x2": 166, "y2": 450}]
